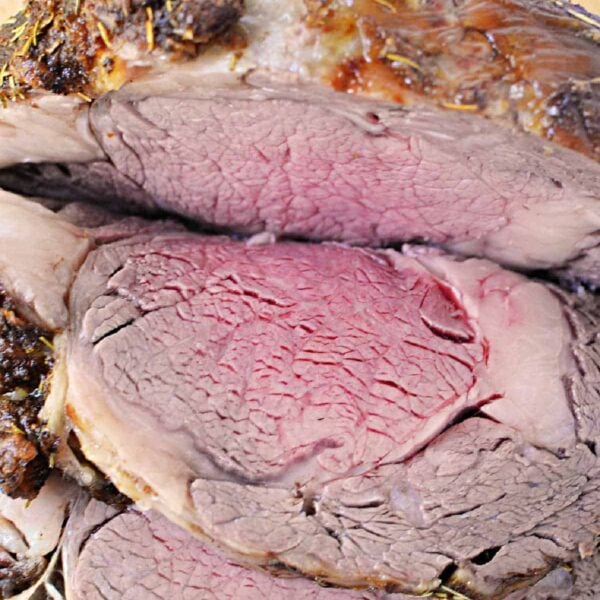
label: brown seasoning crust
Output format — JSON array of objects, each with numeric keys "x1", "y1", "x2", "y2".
[
  {"x1": 0, "y1": 289, "x2": 55, "y2": 499},
  {"x1": 0, "y1": 0, "x2": 244, "y2": 99},
  {"x1": 306, "y1": 0, "x2": 600, "y2": 159},
  {"x1": 0, "y1": 553, "x2": 46, "y2": 599}
]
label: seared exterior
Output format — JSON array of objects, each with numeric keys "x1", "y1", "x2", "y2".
[
  {"x1": 305, "y1": 0, "x2": 600, "y2": 158},
  {"x1": 0, "y1": 0, "x2": 598, "y2": 156},
  {"x1": 0, "y1": 0, "x2": 243, "y2": 98},
  {"x1": 0, "y1": 289, "x2": 55, "y2": 499}
]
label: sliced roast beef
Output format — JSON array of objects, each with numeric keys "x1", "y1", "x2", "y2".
[
  {"x1": 0, "y1": 194, "x2": 597, "y2": 596},
  {"x1": 63, "y1": 500, "x2": 600, "y2": 600},
  {"x1": 1, "y1": 2, "x2": 599, "y2": 284},
  {"x1": 64, "y1": 503, "x2": 391, "y2": 600},
  {"x1": 4, "y1": 80, "x2": 600, "y2": 284},
  {"x1": 57, "y1": 231, "x2": 599, "y2": 597}
]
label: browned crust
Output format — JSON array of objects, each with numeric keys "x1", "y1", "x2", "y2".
[
  {"x1": 0, "y1": 553, "x2": 46, "y2": 599},
  {"x1": 0, "y1": 289, "x2": 55, "y2": 499},
  {"x1": 0, "y1": 0, "x2": 243, "y2": 100},
  {"x1": 66, "y1": 430, "x2": 132, "y2": 507},
  {"x1": 306, "y1": 0, "x2": 600, "y2": 159}
]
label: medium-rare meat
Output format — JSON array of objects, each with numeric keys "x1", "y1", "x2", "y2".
[
  {"x1": 0, "y1": 193, "x2": 597, "y2": 596},
  {"x1": 4, "y1": 78, "x2": 600, "y2": 285},
  {"x1": 57, "y1": 230, "x2": 599, "y2": 597},
  {"x1": 0, "y1": 1, "x2": 599, "y2": 283},
  {"x1": 0, "y1": 194, "x2": 597, "y2": 596}
]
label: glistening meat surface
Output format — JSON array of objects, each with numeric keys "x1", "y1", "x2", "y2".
[
  {"x1": 72, "y1": 239, "x2": 494, "y2": 483},
  {"x1": 60, "y1": 232, "x2": 599, "y2": 596}
]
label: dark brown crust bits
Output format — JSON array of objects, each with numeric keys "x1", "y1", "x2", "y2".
[
  {"x1": 0, "y1": 553, "x2": 46, "y2": 599},
  {"x1": 548, "y1": 80, "x2": 600, "y2": 158},
  {"x1": 137, "y1": 0, "x2": 244, "y2": 47},
  {"x1": 308, "y1": 0, "x2": 600, "y2": 160},
  {"x1": 0, "y1": 289, "x2": 55, "y2": 499},
  {"x1": 0, "y1": 0, "x2": 243, "y2": 99}
]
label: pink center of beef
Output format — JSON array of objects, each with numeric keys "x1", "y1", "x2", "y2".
[{"x1": 92, "y1": 239, "x2": 486, "y2": 484}]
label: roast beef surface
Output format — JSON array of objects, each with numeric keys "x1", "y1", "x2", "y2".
[
  {"x1": 4, "y1": 77, "x2": 598, "y2": 285},
  {"x1": 0, "y1": 2, "x2": 598, "y2": 285},
  {"x1": 61, "y1": 231, "x2": 599, "y2": 597},
  {"x1": 0, "y1": 0, "x2": 243, "y2": 98},
  {"x1": 0, "y1": 195, "x2": 597, "y2": 597},
  {"x1": 1, "y1": 1, "x2": 598, "y2": 156}
]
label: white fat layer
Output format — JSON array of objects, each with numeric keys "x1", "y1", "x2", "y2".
[
  {"x1": 0, "y1": 94, "x2": 103, "y2": 168},
  {"x1": 66, "y1": 347, "x2": 197, "y2": 518},
  {"x1": 448, "y1": 198, "x2": 600, "y2": 270},
  {"x1": 415, "y1": 255, "x2": 576, "y2": 450},
  {"x1": 0, "y1": 191, "x2": 92, "y2": 330},
  {"x1": 40, "y1": 335, "x2": 102, "y2": 490},
  {"x1": 0, "y1": 517, "x2": 27, "y2": 556},
  {"x1": 0, "y1": 474, "x2": 74, "y2": 559}
]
